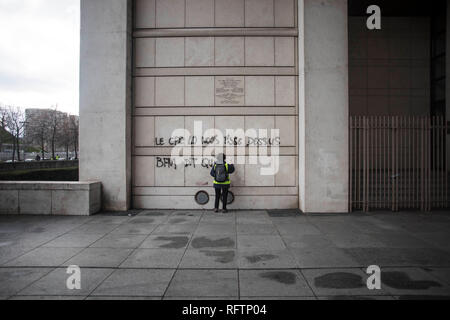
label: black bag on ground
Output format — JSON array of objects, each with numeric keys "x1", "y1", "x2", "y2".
[{"x1": 214, "y1": 164, "x2": 228, "y2": 182}]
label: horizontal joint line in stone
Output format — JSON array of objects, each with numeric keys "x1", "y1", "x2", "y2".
[
  {"x1": 133, "y1": 28, "x2": 299, "y2": 38},
  {"x1": 134, "y1": 67, "x2": 297, "y2": 77}
]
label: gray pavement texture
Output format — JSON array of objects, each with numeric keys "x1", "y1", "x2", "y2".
[{"x1": 1, "y1": 210, "x2": 450, "y2": 300}]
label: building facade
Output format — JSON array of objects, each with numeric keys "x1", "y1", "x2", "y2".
[{"x1": 80, "y1": 0, "x2": 450, "y2": 212}]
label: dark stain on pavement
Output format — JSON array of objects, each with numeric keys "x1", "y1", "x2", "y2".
[
  {"x1": 201, "y1": 250, "x2": 235, "y2": 263},
  {"x1": 246, "y1": 254, "x2": 277, "y2": 263},
  {"x1": 398, "y1": 295, "x2": 450, "y2": 300},
  {"x1": 174, "y1": 212, "x2": 195, "y2": 217},
  {"x1": 382, "y1": 271, "x2": 442, "y2": 290},
  {"x1": 142, "y1": 212, "x2": 166, "y2": 216},
  {"x1": 156, "y1": 236, "x2": 189, "y2": 249},
  {"x1": 30, "y1": 227, "x2": 46, "y2": 233},
  {"x1": 314, "y1": 272, "x2": 365, "y2": 289},
  {"x1": 130, "y1": 217, "x2": 155, "y2": 224},
  {"x1": 260, "y1": 271, "x2": 297, "y2": 285},
  {"x1": 191, "y1": 236, "x2": 235, "y2": 249},
  {"x1": 169, "y1": 218, "x2": 187, "y2": 224}
]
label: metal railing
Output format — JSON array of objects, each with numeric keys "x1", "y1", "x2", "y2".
[{"x1": 350, "y1": 116, "x2": 449, "y2": 212}]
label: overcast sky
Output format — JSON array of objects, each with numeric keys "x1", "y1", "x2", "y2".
[{"x1": 0, "y1": 0, "x2": 80, "y2": 115}]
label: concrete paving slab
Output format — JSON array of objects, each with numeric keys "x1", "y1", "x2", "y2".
[
  {"x1": 325, "y1": 233, "x2": 386, "y2": 248},
  {"x1": 396, "y1": 221, "x2": 450, "y2": 234},
  {"x1": 6, "y1": 233, "x2": 59, "y2": 248},
  {"x1": 4, "y1": 247, "x2": 83, "y2": 267},
  {"x1": 349, "y1": 220, "x2": 403, "y2": 233},
  {"x1": 368, "y1": 233, "x2": 433, "y2": 248},
  {"x1": 180, "y1": 249, "x2": 238, "y2": 268},
  {"x1": 237, "y1": 211, "x2": 269, "y2": 215},
  {"x1": 239, "y1": 270, "x2": 314, "y2": 297},
  {"x1": 166, "y1": 216, "x2": 201, "y2": 225},
  {"x1": 275, "y1": 223, "x2": 322, "y2": 236},
  {"x1": 237, "y1": 235, "x2": 286, "y2": 250},
  {"x1": 10, "y1": 295, "x2": 86, "y2": 300},
  {"x1": 238, "y1": 249, "x2": 297, "y2": 269},
  {"x1": 70, "y1": 223, "x2": 120, "y2": 234},
  {"x1": 86, "y1": 296, "x2": 161, "y2": 300},
  {"x1": 63, "y1": 248, "x2": 133, "y2": 268},
  {"x1": 291, "y1": 246, "x2": 361, "y2": 268},
  {"x1": 423, "y1": 267, "x2": 450, "y2": 286},
  {"x1": 413, "y1": 232, "x2": 450, "y2": 252},
  {"x1": 163, "y1": 296, "x2": 238, "y2": 300},
  {"x1": 190, "y1": 235, "x2": 236, "y2": 249},
  {"x1": 309, "y1": 221, "x2": 362, "y2": 235},
  {"x1": 89, "y1": 234, "x2": 147, "y2": 249},
  {"x1": 26, "y1": 224, "x2": 78, "y2": 236},
  {"x1": 43, "y1": 233, "x2": 105, "y2": 248},
  {"x1": 0, "y1": 211, "x2": 449, "y2": 300},
  {"x1": 18, "y1": 267, "x2": 114, "y2": 296},
  {"x1": 139, "y1": 210, "x2": 173, "y2": 216},
  {"x1": 282, "y1": 234, "x2": 335, "y2": 249},
  {"x1": 237, "y1": 216, "x2": 273, "y2": 225},
  {"x1": 318, "y1": 295, "x2": 395, "y2": 300},
  {"x1": 152, "y1": 224, "x2": 197, "y2": 235},
  {"x1": 195, "y1": 223, "x2": 236, "y2": 236},
  {"x1": 237, "y1": 223, "x2": 278, "y2": 235},
  {"x1": 0, "y1": 268, "x2": 53, "y2": 296},
  {"x1": 127, "y1": 216, "x2": 167, "y2": 224},
  {"x1": 110, "y1": 223, "x2": 159, "y2": 235},
  {"x1": 301, "y1": 268, "x2": 390, "y2": 297},
  {"x1": 0, "y1": 245, "x2": 35, "y2": 265},
  {"x1": 200, "y1": 213, "x2": 236, "y2": 223},
  {"x1": 241, "y1": 296, "x2": 317, "y2": 300},
  {"x1": 92, "y1": 269, "x2": 174, "y2": 297},
  {"x1": 140, "y1": 235, "x2": 190, "y2": 249},
  {"x1": 165, "y1": 269, "x2": 238, "y2": 297},
  {"x1": 379, "y1": 267, "x2": 450, "y2": 297},
  {"x1": 343, "y1": 247, "x2": 450, "y2": 267},
  {"x1": 120, "y1": 249, "x2": 185, "y2": 268},
  {"x1": 86, "y1": 216, "x2": 130, "y2": 224},
  {"x1": 395, "y1": 295, "x2": 450, "y2": 300},
  {"x1": 170, "y1": 210, "x2": 204, "y2": 217}
]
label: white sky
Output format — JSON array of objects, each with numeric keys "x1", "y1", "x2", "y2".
[{"x1": 0, "y1": 0, "x2": 80, "y2": 115}]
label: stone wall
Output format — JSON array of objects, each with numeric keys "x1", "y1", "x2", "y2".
[
  {"x1": 0, "y1": 181, "x2": 101, "y2": 216},
  {"x1": 132, "y1": 0, "x2": 299, "y2": 209}
]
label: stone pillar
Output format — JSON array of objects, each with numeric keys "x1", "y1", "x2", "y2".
[
  {"x1": 447, "y1": 0, "x2": 450, "y2": 171},
  {"x1": 79, "y1": 0, "x2": 132, "y2": 211},
  {"x1": 298, "y1": 0, "x2": 349, "y2": 212}
]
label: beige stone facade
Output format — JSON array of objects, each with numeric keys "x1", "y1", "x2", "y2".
[
  {"x1": 132, "y1": 0, "x2": 299, "y2": 209},
  {"x1": 80, "y1": 0, "x2": 352, "y2": 212}
]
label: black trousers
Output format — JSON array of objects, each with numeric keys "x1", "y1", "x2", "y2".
[{"x1": 214, "y1": 185, "x2": 229, "y2": 210}]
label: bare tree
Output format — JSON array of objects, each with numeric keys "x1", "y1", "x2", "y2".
[
  {"x1": 0, "y1": 105, "x2": 8, "y2": 153},
  {"x1": 47, "y1": 106, "x2": 63, "y2": 160},
  {"x1": 59, "y1": 114, "x2": 72, "y2": 159},
  {"x1": 25, "y1": 111, "x2": 50, "y2": 160},
  {"x1": 5, "y1": 106, "x2": 26, "y2": 162}
]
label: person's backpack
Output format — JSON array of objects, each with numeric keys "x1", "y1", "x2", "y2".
[{"x1": 215, "y1": 163, "x2": 228, "y2": 183}]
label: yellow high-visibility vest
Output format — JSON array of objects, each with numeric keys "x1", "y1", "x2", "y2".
[{"x1": 213, "y1": 163, "x2": 231, "y2": 185}]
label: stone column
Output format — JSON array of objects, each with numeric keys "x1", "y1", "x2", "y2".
[
  {"x1": 447, "y1": 0, "x2": 450, "y2": 171},
  {"x1": 298, "y1": 0, "x2": 349, "y2": 212},
  {"x1": 79, "y1": 0, "x2": 132, "y2": 211}
]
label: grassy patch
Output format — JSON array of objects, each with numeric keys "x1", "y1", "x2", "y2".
[{"x1": 0, "y1": 167, "x2": 79, "y2": 181}]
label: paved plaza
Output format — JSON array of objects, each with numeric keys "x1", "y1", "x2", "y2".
[{"x1": 0, "y1": 210, "x2": 450, "y2": 300}]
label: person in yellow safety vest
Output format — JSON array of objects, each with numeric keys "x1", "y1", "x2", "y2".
[{"x1": 210, "y1": 153, "x2": 235, "y2": 213}]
